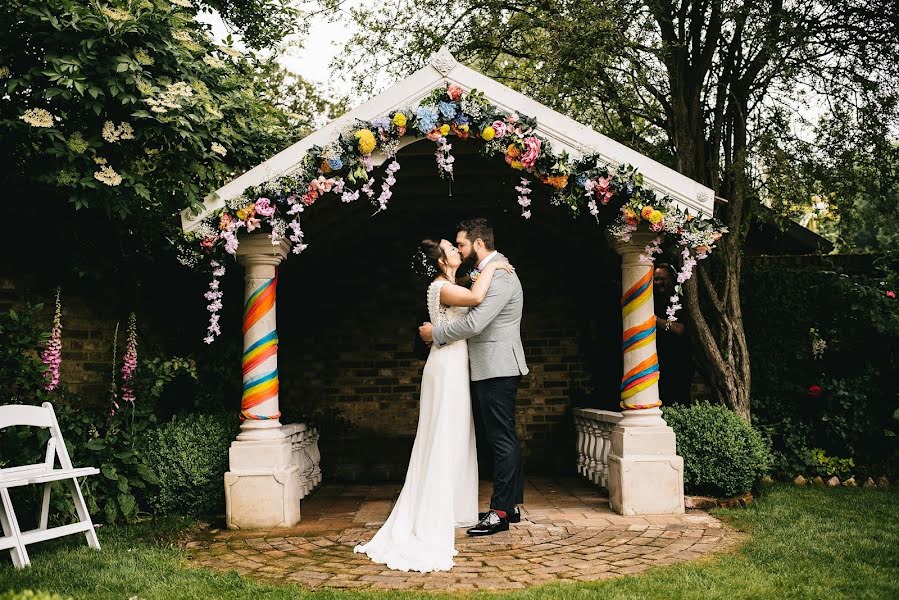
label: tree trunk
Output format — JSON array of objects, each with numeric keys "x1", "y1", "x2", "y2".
[{"x1": 671, "y1": 85, "x2": 754, "y2": 420}]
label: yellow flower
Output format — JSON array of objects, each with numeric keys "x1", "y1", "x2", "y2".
[
  {"x1": 641, "y1": 206, "x2": 654, "y2": 220},
  {"x1": 511, "y1": 160, "x2": 523, "y2": 170},
  {"x1": 392, "y1": 113, "x2": 407, "y2": 127},
  {"x1": 648, "y1": 210, "x2": 663, "y2": 224},
  {"x1": 481, "y1": 126, "x2": 495, "y2": 141},
  {"x1": 236, "y1": 208, "x2": 248, "y2": 220},
  {"x1": 439, "y1": 123, "x2": 451, "y2": 136},
  {"x1": 355, "y1": 129, "x2": 376, "y2": 155},
  {"x1": 624, "y1": 208, "x2": 637, "y2": 220}
]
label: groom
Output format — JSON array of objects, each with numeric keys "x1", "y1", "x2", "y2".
[{"x1": 419, "y1": 218, "x2": 528, "y2": 536}]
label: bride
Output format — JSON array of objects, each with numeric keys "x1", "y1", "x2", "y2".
[{"x1": 353, "y1": 237, "x2": 513, "y2": 573}]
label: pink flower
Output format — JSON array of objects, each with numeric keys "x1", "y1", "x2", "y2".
[
  {"x1": 506, "y1": 113, "x2": 519, "y2": 124},
  {"x1": 808, "y1": 385, "x2": 823, "y2": 398},
  {"x1": 520, "y1": 136, "x2": 541, "y2": 170},
  {"x1": 310, "y1": 176, "x2": 333, "y2": 194},
  {"x1": 447, "y1": 84, "x2": 463, "y2": 101},
  {"x1": 41, "y1": 288, "x2": 62, "y2": 391},
  {"x1": 491, "y1": 120, "x2": 507, "y2": 138},
  {"x1": 888, "y1": 290, "x2": 896, "y2": 299},
  {"x1": 245, "y1": 217, "x2": 261, "y2": 232},
  {"x1": 254, "y1": 197, "x2": 276, "y2": 217},
  {"x1": 120, "y1": 313, "x2": 137, "y2": 404},
  {"x1": 651, "y1": 221, "x2": 665, "y2": 232},
  {"x1": 201, "y1": 237, "x2": 215, "y2": 249}
]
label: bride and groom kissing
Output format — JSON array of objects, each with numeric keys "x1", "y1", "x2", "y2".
[{"x1": 353, "y1": 217, "x2": 529, "y2": 573}]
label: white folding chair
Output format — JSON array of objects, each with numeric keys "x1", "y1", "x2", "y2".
[{"x1": 0, "y1": 402, "x2": 100, "y2": 568}]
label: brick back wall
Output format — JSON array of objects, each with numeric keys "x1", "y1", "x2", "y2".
[
  {"x1": 0, "y1": 277, "x2": 120, "y2": 402},
  {"x1": 276, "y1": 204, "x2": 622, "y2": 480}
]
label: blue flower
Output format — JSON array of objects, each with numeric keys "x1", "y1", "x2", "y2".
[
  {"x1": 453, "y1": 113, "x2": 469, "y2": 126},
  {"x1": 438, "y1": 101, "x2": 457, "y2": 120},
  {"x1": 327, "y1": 157, "x2": 343, "y2": 171},
  {"x1": 575, "y1": 174, "x2": 587, "y2": 188},
  {"x1": 415, "y1": 106, "x2": 438, "y2": 133},
  {"x1": 371, "y1": 117, "x2": 390, "y2": 130}
]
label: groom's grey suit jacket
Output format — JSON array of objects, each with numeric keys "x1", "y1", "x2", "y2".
[{"x1": 432, "y1": 252, "x2": 529, "y2": 381}]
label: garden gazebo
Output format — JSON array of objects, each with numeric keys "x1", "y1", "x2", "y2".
[{"x1": 181, "y1": 48, "x2": 718, "y2": 529}]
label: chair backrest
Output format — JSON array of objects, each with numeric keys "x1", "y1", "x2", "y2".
[
  {"x1": 0, "y1": 404, "x2": 54, "y2": 430},
  {"x1": 0, "y1": 402, "x2": 72, "y2": 473}
]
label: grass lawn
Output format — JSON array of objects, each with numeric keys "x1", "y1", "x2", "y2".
[{"x1": 1, "y1": 484, "x2": 897, "y2": 599}]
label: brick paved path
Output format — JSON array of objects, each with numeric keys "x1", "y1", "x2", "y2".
[{"x1": 186, "y1": 478, "x2": 737, "y2": 591}]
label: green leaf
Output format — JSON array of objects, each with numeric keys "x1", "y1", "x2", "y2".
[
  {"x1": 104, "y1": 498, "x2": 118, "y2": 523},
  {"x1": 136, "y1": 463, "x2": 161, "y2": 485},
  {"x1": 101, "y1": 464, "x2": 118, "y2": 480},
  {"x1": 86, "y1": 439, "x2": 107, "y2": 451},
  {"x1": 118, "y1": 493, "x2": 137, "y2": 520}
]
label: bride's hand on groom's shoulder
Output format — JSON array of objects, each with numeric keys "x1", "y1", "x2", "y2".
[{"x1": 494, "y1": 261, "x2": 515, "y2": 274}]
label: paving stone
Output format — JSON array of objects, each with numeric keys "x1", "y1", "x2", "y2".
[{"x1": 186, "y1": 477, "x2": 735, "y2": 592}]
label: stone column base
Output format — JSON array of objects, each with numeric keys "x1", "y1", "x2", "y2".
[
  {"x1": 608, "y1": 408, "x2": 685, "y2": 515},
  {"x1": 224, "y1": 433, "x2": 301, "y2": 529}
]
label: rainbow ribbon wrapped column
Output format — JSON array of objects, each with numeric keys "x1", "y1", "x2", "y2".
[
  {"x1": 241, "y1": 274, "x2": 281, "y2": 420},
  {"x1": 619, "y1": 259, "x2": 662, "y2": 411}
]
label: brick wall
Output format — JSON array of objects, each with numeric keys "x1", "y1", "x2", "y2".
[
  {"x1": 275, "y1": 204, "x2": 623, "y2": 481},
  {"x1": 0, "y1": 276, "x2": 121, "y2": 402}
]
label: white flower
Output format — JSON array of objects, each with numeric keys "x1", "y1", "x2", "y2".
[
  {"x1": 220, "y1": 47, "x2": 243, "y2": 58},
  {"x1": 102, "y1": 120, "x2": 133, "y2": 143},
  {"x1": 20, "y1": 108, "x2": 54, "y2": 128},
  {"x1": 170, "y1": 0, "x2": 192, "y2": 7},
  {"x1": 211, "y1": 142, "x2": 227, "y2": 156},
  {"x1": 94, "y1": 165, "x2": 123, "y2": 186},
  {"x1": 202, "y1": 54, "x2": 225, "y2": 69}
]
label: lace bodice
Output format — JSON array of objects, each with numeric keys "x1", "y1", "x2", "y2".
[{"x1": 427, "y1": 280, "x2": 469, "y2": 328}]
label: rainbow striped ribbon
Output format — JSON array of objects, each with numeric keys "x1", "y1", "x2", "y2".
[
  {"x1": 241, "y1": 369, "x2": 281, "y2": 420},
  {"x1": 621, "y1": 269, "x2": 653, "y2": 318},
  {"x1": 243, "y1": 275, "x2": 277, "y2": 335},
  {"x1": 240, "y1": 275, "x2": 280, "y2": 420},
  {"x1": 622, "y1": 315, "x2": 657, "y2": 353},
  {"x1": 620, "y1": 266, "x2": 662, "y2": 410}
]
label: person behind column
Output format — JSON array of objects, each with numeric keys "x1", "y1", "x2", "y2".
[{"x1": 653, "y1": 263, "x2": 693, "y2": 404}]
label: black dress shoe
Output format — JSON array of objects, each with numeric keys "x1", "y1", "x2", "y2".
[
  {"x1": 467, "y1": 510, "x2": 509, "y2": 536},
  {"x1": 479, "y1": 506, "x2": 521, "y2": 523}
]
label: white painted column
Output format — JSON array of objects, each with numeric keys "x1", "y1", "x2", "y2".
[
  {"x1": 224, "y1": 236, "x2": 301, "y2": 529},
  {"x1": 607, "y1": 232, "x2": 685, "y2": 515}
]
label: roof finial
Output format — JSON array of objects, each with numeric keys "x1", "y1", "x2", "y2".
[{"x1": 429, "y1": 46, "x2": 458, "y2": 75}]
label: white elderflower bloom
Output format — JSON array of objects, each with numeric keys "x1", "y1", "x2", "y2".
[
  {"x1": 211, "y1": 142, "x2": 227, "y2": 156},
  {"x1": 94, "y1": 165, "x2": 123, "y2": 186},
  {"x1": 20, "y1": 108, "x2": 54, "y2": 127}
]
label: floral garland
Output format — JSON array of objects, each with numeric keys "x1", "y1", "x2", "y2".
[{"x1": 182, "y1": 84, "x2": 727, "y2": 341}]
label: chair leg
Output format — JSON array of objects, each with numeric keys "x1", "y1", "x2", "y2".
[
  {"x1": 0, "y1": 488, "x2": 29, "y2": 568},
  {"x1": 38, "y1": 483, "x2": 51, "y2": 531},
  {"x1": 66, "y1": 478, "x2": 100, "y2": 550}
]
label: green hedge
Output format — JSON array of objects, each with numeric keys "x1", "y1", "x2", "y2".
[
  {"x1": 664, "y1": 402, "x2": 772, "y2": 497},
  {"x1": 742, "y1": 256, "x2": 899, "y2": 478},
  {"x1": 144, "y1": 413, "x2": 238, "y2": 516}
]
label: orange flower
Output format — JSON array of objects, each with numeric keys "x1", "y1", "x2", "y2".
[
  {"x1": 641, "y1": 206, "x2": 654, "y2": 220},
  {"x1": 506, "y1": 144, "x2": 522, "y2": 158},
  {"x1": 545, "y1": 174, "x2": 569, "y2": 189},
  {"x1": 321, "y1": 160, "x2": 331, "y2": 174}
]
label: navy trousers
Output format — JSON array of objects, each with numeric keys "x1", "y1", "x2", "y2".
[{"x1": 472, "y1": 375, "x2": 524, "y2": 513}]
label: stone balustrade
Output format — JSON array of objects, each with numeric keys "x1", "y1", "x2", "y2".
[
  {"x1": 282, "y1": 423, "x2": 322, "y2": 499},
  {"x1": 573, "y1": 408, "x2": 622, "y2": 490}
]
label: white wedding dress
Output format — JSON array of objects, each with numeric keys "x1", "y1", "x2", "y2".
[{"x1": 353, "y1": 280, "x2": 479, "y2": 572}]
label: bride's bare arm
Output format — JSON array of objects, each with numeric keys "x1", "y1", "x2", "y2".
[{"x1": 439, "y1": 262, "x2": 513, "y2": 307}]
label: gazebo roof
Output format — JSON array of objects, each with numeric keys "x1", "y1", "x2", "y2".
[{"x1": 181, "y1": 48, "x2": 715, "y2": 232}]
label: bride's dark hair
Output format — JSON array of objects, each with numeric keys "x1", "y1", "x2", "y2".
[{"x1": 414, "y1": 238, "x2": 446, "y2": 280}]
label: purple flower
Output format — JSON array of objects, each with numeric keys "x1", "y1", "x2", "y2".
[{"x1": 41, "y1": 288, "x2": 63, "y2": 391}]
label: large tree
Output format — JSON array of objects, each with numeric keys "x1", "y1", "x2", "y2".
[{"x1": 329, "y1": 0, "x2": 899, "y2": 419}]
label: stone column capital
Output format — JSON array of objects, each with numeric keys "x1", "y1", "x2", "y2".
[
  {"x1": 236, "y1": 236, "x2": 291, "y2": 267},
  {"x1": 609, "y1": 231, "x2": 659, "y2": 260}
]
